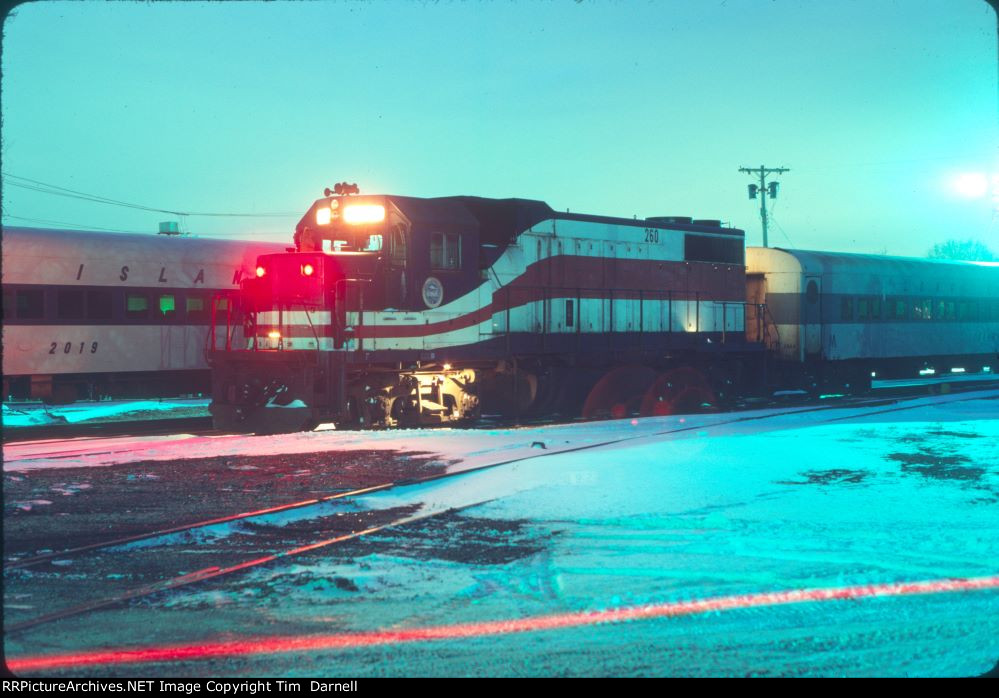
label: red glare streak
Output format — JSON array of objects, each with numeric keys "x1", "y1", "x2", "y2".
[{"x1": 8, "y1": 574, "x2": 998, "y2": 673}]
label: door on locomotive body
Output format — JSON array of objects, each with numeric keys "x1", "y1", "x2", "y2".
[
  {"x1": 550, "y1": 238, "x2": 574, "y2": 334},
  {"x1": 384, "y1": 223, "x2": 409, "y2": 309},
  {"x1": 546, "y1": 237, "x2": 559, "y2": 333},
  {"x1": 522, "y1": 235, "x2": 547, "y2": 337},
  {"x1": 602, "y1": 240, "x2": 617, "y2": 335},
  {"x1": 803, "y1": 275, "x2": 822, "y2": 360}
]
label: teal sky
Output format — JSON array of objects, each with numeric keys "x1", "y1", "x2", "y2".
[{"x1": 2, "y1": 0, "x2": 996, "y2": 255}]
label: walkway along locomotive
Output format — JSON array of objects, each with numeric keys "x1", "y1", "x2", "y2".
[{"x1": 208, "y1": 191, "x2": 765, "y2": 432}]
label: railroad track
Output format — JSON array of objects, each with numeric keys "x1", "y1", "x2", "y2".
[
  {"x1": 5, "y1": 374, "x2": 992, "y2": 446},
  {"x1": 8, "y1": 388, "x2": 997, "y2": 635}
]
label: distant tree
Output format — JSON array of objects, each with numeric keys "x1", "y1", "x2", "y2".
[{"x1": 927, "y1": 239, "x2": 996, "y2": 261}]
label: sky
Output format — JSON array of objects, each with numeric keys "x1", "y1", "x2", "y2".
[{"x1": 1, "y1": 0, "x2": 997, "y2": 256}]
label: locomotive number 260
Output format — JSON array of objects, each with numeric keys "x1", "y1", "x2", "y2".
[{"x1": 49, "y1": 341, "x2": 99, "y2": 354}]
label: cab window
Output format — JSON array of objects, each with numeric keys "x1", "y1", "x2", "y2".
[
  {"x1": 389, "y1": 226, "x2": 407, "y2": 266},
  {"x1": 430, "y1": 232, "x2": 461, "y2": 270}
]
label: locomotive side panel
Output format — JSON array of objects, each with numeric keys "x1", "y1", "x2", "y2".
[{"x1": 341, "y1": 217, "x2": 747, "y2": 354}]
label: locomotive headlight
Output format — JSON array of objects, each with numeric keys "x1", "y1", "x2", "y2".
[
  {"x1": 302, "y1": 263, "x2": 315, "y2": 276},
  {"x1": 316, "y1": 206, "x2": 332, "y2": 225},
  {"x1": 343, "y1": 204, "x2": 386, "y2": 225},
  {"x1": 256, "y1": 266, "x2": 266, "y2": 278},
  {"x1": 268, "y1": 331, "x2": 281, "y2": 339}
]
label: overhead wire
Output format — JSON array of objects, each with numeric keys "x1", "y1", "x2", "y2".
[
  {"x1": 765, "y1": 196, "x2": 796, "y2": 249},
  {"x1": 2, "y1": 214, "x2": 150, "y2": 235},
  {"x1": 1, "y1": 214, "x2": 290, "y2": 239},
  {"x1": 1, "y1": 172, "x2": 301, "y2": 218}
]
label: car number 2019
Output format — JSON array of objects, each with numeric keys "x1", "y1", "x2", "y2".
[{"x1": 50, "y1": 341, "x2": 99, "y2": 354}]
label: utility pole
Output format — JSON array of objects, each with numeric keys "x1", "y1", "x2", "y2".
[{"x1": 739, "y1": 165, "x2": 789, "y2": 247}]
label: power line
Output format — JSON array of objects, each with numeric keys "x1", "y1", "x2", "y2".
[
  {"x1": 1, "y1": 172, "x2": 301, "y2": 218},
  {"x1": 1, "y1": 213, "x2": 290, "y2": 238},
  {"x1": 2, "y1": 214, "x2": 152, "y2": 235},
  {"x1": 764, "y1": 195, "x2": 795, "y2": 249}
]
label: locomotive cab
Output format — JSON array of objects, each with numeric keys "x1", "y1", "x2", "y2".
[
  {"x1": 209, "y1": 192, "x2": 486, "y2": 432},
  {"x1": 295, "y1": 193, "x2": 482, "y2": 313}
]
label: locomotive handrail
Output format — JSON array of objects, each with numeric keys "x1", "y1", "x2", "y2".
[
  {"x1": 761, "y1": 302, "x2": 780, "y2": 352},
  {"x1": 299, "y1": 303, "x2": 321, "y2": 359},
  {"x1": 207, "y1": 292, "x2": 235, "y2": 356}
]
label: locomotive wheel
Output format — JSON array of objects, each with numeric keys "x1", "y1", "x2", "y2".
[
  {"x1": 582, "y1": 365, "x2": 657, "y2": 420},
  {"x1": 638, "y1": 366, "x2": 717, "y2": 417}
]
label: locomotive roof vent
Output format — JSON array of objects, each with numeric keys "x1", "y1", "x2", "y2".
[
  {"x1": 646, "y1": 216, "x2": 692, "y2": 225},
  {"x1": 692, "y1": 219, "x2": 722, "y2": 227}
]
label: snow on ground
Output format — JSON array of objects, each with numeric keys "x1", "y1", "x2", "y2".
[
  {"x1": 871, "y1": 372, "x2": 999, "y2": 389},
  {"x1": 2, "y1": 404, "x2": 64, "y2": 427},
  {"x1": 213, "y1": 392, "x2": 997, "y2": 676},
  {"x1": 10, "y1": 390, "x2": 993, "y2": 676},
  {"x1": 5, "y1": 390, "x2": 996, "y2": 474},
  {"x1": 2, "y1": 398, "x2": 209, "y2": 428}
]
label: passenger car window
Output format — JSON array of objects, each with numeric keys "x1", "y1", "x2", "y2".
[
  {"x1": 16, "y1": 289, "x2": 44, "y2": 319},
  {"x1": 159, "y1": 294, "x2": 176, "y2": 319},
  {"x1": 126, "y1": 292, "x2": 149, "y2": 320},
  {"x1": 186, "y1": 294, "x2": 208, "y2": 321},
  {"x1": 840, "y1": 297, "x2": 853, "y2": 321},
  {"x1": 87, "y1": 289, "x2": 113, "y2": 319},
  {"x1": 805, "y1": 280, "x2": 818, "y2": 304},
  {"x1": 57, "y1": 289, "x2": 85, "y2": 319}
]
